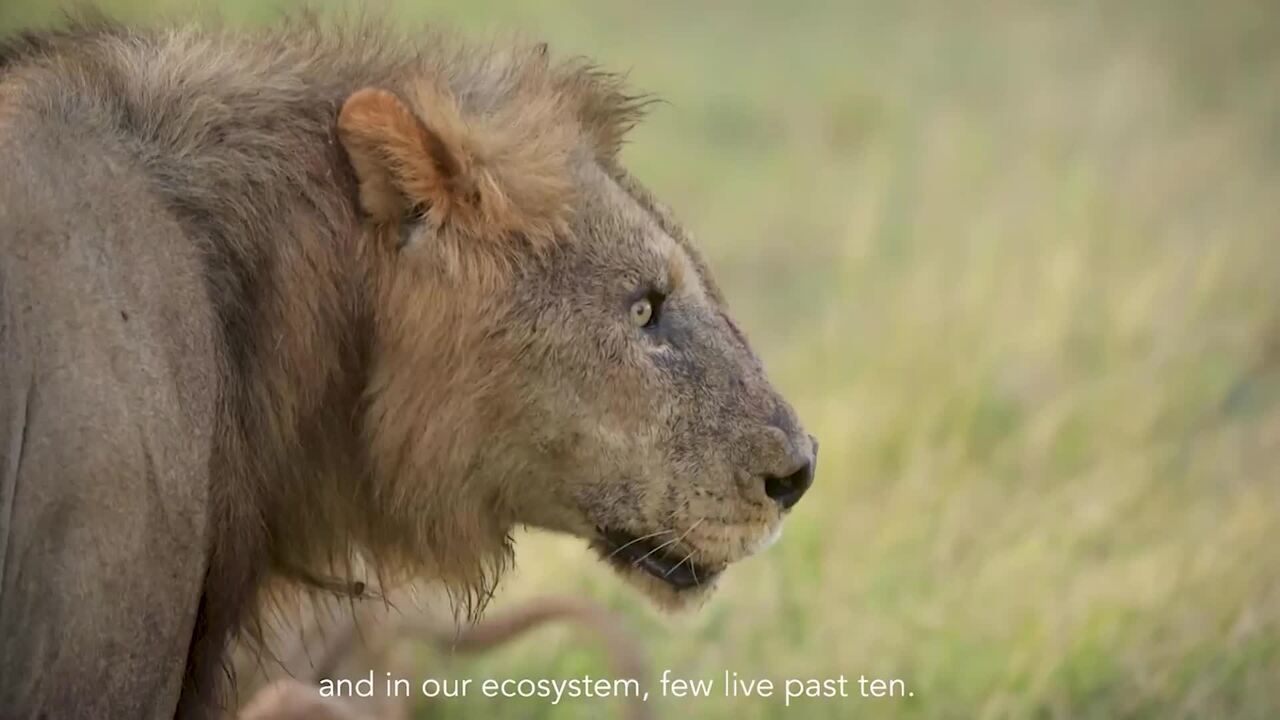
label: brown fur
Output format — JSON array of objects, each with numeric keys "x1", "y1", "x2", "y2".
[
  {"x1": 235, "y1": 593, "x2": 650, "y2": 720},
  {"x1": 0, "y1": 13, "x2": 813, "y2": 719}
]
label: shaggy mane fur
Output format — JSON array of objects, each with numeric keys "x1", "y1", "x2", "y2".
[{"x1": 0, "y1": 13, "x2": 647, "y2": 716}]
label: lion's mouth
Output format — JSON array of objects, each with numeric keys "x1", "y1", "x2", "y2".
[{"x1": 596, "y1": 527, "x2": 720, "y2": 590}]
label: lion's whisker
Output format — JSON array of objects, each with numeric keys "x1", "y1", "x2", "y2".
[
  {"x1": 679, "y1": 517, "x2": 704, "y2": 540},
  {"x1": 682, "y1": 520, "x2": 707, "y2": 586},
  {"x1": 668, "y1": 517, "x2": 704, "y2": 548},
  {"x1": 662, "y1": 499, "x2": 691, "y2": 523},
  {"x1": 605, "y1": 528, "x2": 673, "y2": 560},
  {"x1": 633, "y1": 517, "x2": 704, "y2": 568},
  {"x1": 632, "y1": 535, "x2": 682, "y2": 567},
  {"x1": 663, "y1": 549, "x2": 697, "y2": 578}
]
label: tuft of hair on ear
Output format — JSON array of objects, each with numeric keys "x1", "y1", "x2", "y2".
[
  {"x1": 337, "y1": 80, "x2": 574, "y2": 249},
  {"x1": 337, "y1": 86, "x2": 468, "y2": 226}
]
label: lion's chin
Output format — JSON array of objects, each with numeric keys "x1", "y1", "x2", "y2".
[
  {"x1": 590, "y1": 528, "x2": 723, "y2": 610},
  {"x1": 607, "y1": 559, "x2": 719, "y2": 611}
]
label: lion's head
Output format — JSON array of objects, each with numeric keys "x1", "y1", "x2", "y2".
[{"x1": 336, "y1": 43, "x2": 815, "y2": 610}]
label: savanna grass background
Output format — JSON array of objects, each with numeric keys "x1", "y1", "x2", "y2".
[{"x1": 5, "y1": 1, "x2": 1280, "y2": 718}]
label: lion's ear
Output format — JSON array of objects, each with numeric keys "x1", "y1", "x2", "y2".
[{"x1": 337, "y1": 87, "x2": 478, "y2": 226}]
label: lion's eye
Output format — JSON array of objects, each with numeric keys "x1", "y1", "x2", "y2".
[
  {"x1": 630, "y1": 298, "x2": 654, "y2": 328},
  {"x1": 629, "y1": 291, "x2": 664, "y2": 330}
]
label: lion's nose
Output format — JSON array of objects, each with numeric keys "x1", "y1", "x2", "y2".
[{"x1": 763, "y1": 446, "x2": 816, "y2": 510}]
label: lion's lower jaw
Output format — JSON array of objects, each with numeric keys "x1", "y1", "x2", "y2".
[{"x1": 610, "y1": 561, "x2": 720, "y2": 612}]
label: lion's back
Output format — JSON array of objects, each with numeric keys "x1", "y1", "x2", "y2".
[{"x1": 0, "y1": 76, "x2": 220, "y2": 718}]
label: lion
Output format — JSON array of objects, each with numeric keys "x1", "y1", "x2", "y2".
[{"x1": 0, "y1": 15, "x2": 816, "y2": 719}]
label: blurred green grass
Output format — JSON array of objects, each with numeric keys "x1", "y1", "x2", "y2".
[{"x1": 7, "y1": 1, "x2": 1280, "y2": 718}]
